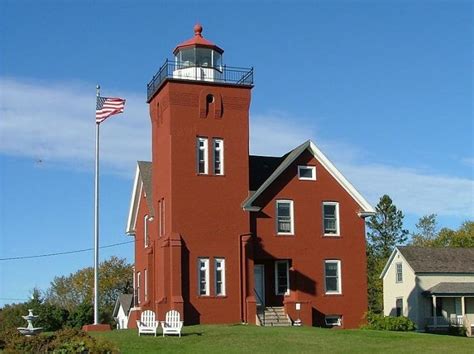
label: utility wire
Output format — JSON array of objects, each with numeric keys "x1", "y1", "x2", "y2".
[{"x1": 0, "y1": 240, "x2": 134, "y2": 261}]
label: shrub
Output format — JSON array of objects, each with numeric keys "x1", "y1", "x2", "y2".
[
  {"x1": 448, "y1": 325, "x2": 467, "y2": 337},
  {"x1": 363, "y1": 311, "x2": 416, "y2": 331},
  {"x1": 2, "y1": 328, "x2": 118, "y2": 353}
]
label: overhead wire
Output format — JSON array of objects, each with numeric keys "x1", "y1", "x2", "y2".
[{"x1": 0, "y1": 240, "x2": 134, "y2": 261}]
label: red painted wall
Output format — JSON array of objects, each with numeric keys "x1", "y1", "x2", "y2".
[
  {"x1": 146, "y1": 80, "x2": 252, "y2": 324},
  {"x1": 251, "y1": 150, "x2": 368, "y2": 328}
]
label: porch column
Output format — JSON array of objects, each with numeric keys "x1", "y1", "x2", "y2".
[
  {"x1": 432, "y1": 295, "x2": 437, "y2": 328},
  {"x1": 461, "y1": 296, "x2": 466, "y2": 318}
]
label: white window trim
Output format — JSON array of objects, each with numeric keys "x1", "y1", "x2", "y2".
[
  {"x1": 198, "y1": 258, "x2": 210, "y2": 296},
  {"x1": 325, "y1": 315, "x2": 342, "y2": 326},
  {"x1": 395, "y1": 262, "x2": 403, "y2": 283},
  {"x1": 144, "y1": 269, "x2": 148, "y2": 302},
  {"x1": 275, "y1": 260, "x2": 290, "y2": 296},
  {"x1": 322, "y1": 201, "x2": 340, "y2": 236},
  {"x1": 144, "y1": 215, "x2": 149, "y2": 247},
  {"x1": 276, "y1": 200, "x2": 294, "y2": 235},
  {"x1": 197, "y1": 137, "x2": 208, "y2": 174},
  {"x1": 324, "y1": 260, "x2": 342, "y2": 295},
  {"x1": 213, "y1": 138, "x2": 224, "y2": 175},
  {"x1": 137, "y1": 271, "x2": 141, "y2": 304},
  {"x1": 215, "y1": 258, "x2": 226, "y2": 296},
  {"x1": 298, "y1": 165, "x2": 316, "y2": 180}
]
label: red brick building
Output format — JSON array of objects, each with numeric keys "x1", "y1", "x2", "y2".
[{"x1": 126, "y1": 25, "x2": 375, "y2": 328}]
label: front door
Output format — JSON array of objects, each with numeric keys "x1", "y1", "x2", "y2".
[{"x1": 254, "y1": 265, "x2": 265, "y2": 307}]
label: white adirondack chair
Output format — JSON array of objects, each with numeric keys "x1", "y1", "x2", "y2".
[
  {"x1": 161, "y1": 310, "x2": 184, "y2": 337},
  {"x1": 136, "y1": 310, "x2": 159, "y2": 336}
]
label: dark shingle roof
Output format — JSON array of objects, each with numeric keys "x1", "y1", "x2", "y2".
[
  {"x1": 424, "y1": 282, "x2": 474, "y2": 295},
  {"x1": 398, "y1": 246, "x2": 474, "y2": 273},
  {"x1": 137, "y1": 161, "x2": 154, "y2": 217},
  {"x1": 249, "y1": 155, "x2": 283, "y2": 191},
  {"x1": 113, "y1": 294, "x2": 134, "y2": 317}
]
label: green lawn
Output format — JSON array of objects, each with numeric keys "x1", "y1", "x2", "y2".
[{"x1": 93, "y1": 325, "x2": 473, "y2": 353}]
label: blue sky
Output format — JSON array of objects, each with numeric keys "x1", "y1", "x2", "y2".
[{"x1": 0, "y1": 1, "x2": 472, "y2": 307}]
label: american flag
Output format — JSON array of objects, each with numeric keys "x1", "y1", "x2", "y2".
[{"x1": 96, "y1": 96, "x2": 126, "y2": 124}]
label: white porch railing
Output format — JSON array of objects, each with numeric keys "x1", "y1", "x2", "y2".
[
  {"x1": 426, "y1": 315, "x2": 465, "y2": 327},
  {"x1": 450, "y1": 314, "x2": 464, "y2": 327}
]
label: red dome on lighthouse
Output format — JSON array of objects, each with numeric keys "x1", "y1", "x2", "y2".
[{"x1": 173, "y1": 24, "x2": 223, "y2": 54}]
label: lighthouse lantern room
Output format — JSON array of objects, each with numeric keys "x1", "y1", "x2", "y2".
[{"x1": 146, "y1": 24, "x2": 253, "y2": 102}]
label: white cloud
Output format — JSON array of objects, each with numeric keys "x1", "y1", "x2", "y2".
[
  {"x1": 1, "y1": 78, "x2": 473, "y2": 218},
  {"x1": 250, "y1": 112, "x2": 473, "y2": 218},
  {"x1": 0, "y1": 78, "x2": 150, "y2": 176}
]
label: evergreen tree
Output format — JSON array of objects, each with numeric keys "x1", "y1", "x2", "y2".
[
  {"x1": 366, "y1": 194, "x2": 408, "y2": 313},
  {"x1": 367, "y1": 195, "x2": 409, "y2": 259}
]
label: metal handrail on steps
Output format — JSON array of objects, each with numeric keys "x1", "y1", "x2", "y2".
[{"x1": 253, "y1": 289, "x2": 265, "y2": 325}]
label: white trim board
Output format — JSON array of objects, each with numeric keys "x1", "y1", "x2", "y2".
[{"x1": 242, "y1": 140, "x2": 375, "y2": 214}]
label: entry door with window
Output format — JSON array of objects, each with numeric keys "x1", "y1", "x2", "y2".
[{"x1": 254, "y1": 265, "x2": 265, "y2": 307}]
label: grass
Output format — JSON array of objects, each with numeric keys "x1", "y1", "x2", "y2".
[{"x1": 93, "y1": 324, "x2": 473, "y2": 353}]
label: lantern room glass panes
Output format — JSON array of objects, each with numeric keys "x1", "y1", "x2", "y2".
[
  {"x1": 175, "y1": 48, "x2": 222, "y2": 69},
  {"x1": 178, "y1": 48, "x2": 195, "y2": 67},
  {"x1": 196, "y1": 48, "x2": 212, "y2": 67}
]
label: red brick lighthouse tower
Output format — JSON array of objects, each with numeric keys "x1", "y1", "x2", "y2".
[{"x1": 144, "y1": 24, "x2": 254, "y2": 324}]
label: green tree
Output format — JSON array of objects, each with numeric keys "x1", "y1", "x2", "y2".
[
  {"x1": 411, "y1": 214, "x2": 438, "y2": 246},
  {"x1": 367, "y1": 195, "x2": 409, "y2": 259},
  {"x1": 431, "y1": 221, "x2": 474, "y2": 247},
  {"x1": 366, "y1": 195, "x2": 408, "y2": 313},
  {"x1": 45, "y1": 256, "x2": 133, "y2": 324}
]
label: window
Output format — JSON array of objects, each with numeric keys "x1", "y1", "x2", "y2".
[
  {"x1": 144, "y1": 269, "x2": 148, "y2": 302},
  {"x1": 144, "y1": 215, "x2": 149, "y2": 247},
  {"x1": 159, "y1": 198, "x2": 165, "y2": 237},
  {"x1": 137, "y1": 271, "x2": 141, "y2": 304},
  {"x1": 396, "y1": 297, "x2": 403, "y2": 317},
  {"x1": 325, "y1": 260, "x2": 341, "y2": 294},
  {"x1": 276, "y1": 200, "x2": 294, "y2": 235},
  {"x1": 215, "y1": 258, "x2": 226, "y2": 296},
  {"x1": 213, "y1": 138, "x2": 224, "y2": 175},
  {"x1": 323, "y1": 202, "x2": 340, "y2": 236},
  {"x1": 325, "y1": 315, "x2": 342, "y2": 326},
  {"x1": 198, "y1": 258, "x2": 210, "y2": 296},
  {"x1": 396, "y1": 263, "x2": 403, "y2": 283},
  {"x1": 298, "y1": 165, "x2": 316, "y2": 180},
  {"x1": 197, "y1": 137, "x2": 208, "y2": 174},
  {"x1": 275, "y1": 260, "x2": 290, "y2": 295}
]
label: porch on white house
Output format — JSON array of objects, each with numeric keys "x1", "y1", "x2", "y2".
[{"x1": 423, "y1": 282, "x2": 474, "y2": 336}]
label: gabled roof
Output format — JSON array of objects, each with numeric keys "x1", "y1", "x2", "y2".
[
  {"x1": 398, "y1": 246, "x2": 474, "y2": 273},
  {"x1": 113, "y1": 294, "x2": 134, "y2": 318},
  {"x1": 242, "y1": 140, "x2": 375, "y2": 214},
  {"x1": 249, "y1": 155, "x2": 283, "y2": 191},
  {"x1": 380, "y1": 246, "x2": 474, "y2": 279},
  {"x1": 126, "y1": 161, "x2": 153, "y2": 235}
]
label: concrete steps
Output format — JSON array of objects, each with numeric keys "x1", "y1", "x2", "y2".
[{"x1": 258, "y1": 306, "x2": 292, "y2": 327}]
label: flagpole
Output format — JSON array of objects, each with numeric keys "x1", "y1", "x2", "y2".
[{"x1": 94, "y1": 84, "x2": 100, "y2": 325}]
